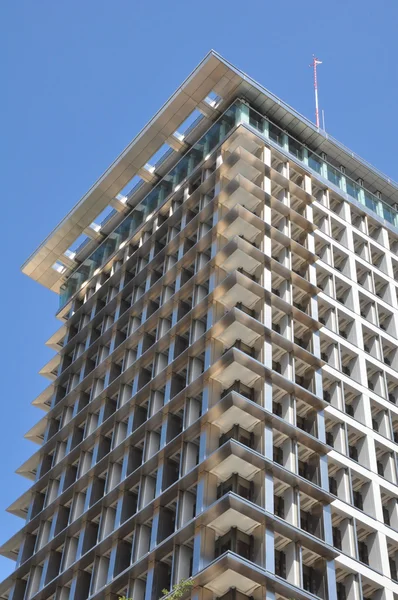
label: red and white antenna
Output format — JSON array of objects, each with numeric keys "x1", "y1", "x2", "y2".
[{"x1": 310, "y1": 55, "x2": 322, "y2": 128}]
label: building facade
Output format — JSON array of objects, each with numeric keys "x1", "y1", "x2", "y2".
[{"x1": 2, "y1": 51, "x2": 398, "y2": 600}]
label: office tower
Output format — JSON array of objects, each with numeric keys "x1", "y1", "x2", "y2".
[{"x1": 2, "y1": 50, "x2": 398, "y2": 600}]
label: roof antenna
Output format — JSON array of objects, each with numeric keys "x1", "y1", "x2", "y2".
[{"x1": 310, "y1": 55, "x2": 322, "y2": 128}]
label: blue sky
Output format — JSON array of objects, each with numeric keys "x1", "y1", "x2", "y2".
[{"x1": 1, "y1": 0, "x2": 397, "y2": 581}]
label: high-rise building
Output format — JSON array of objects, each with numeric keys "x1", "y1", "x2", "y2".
[{"x1": 2, "y1": 50, "x2": 398, "y2": 600}]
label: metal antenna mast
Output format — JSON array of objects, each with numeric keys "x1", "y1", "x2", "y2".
[{"x1": 310, "y1": 55, "x2": 322, "y2": 128}]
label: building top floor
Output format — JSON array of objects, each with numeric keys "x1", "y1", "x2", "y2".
[{"x1": 21, "y1": 51, "x2": 398, "y2": 304}]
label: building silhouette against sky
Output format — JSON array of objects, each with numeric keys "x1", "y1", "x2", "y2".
[{"x1": 2, "y1": 51, "x2": 398, "y2": 600}]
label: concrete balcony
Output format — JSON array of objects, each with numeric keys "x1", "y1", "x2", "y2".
[
  {"x1": 210, "y1": 403, "x2": 260, "y2": 441},
  {"x1": 200, "y1": 493, "x2": 337, "y2": 560},
  {"x1": 209, "y1": 443, "x2": 262, "y2": 485},
  {"x1": 206, "y1": 438, "x2": 331, "y2": 506},
  {"x1": 218, "y1": 204, "x2": 263, "y2": 244},
  {"x1": 214, "y1": 271, "x2": 264, "y2": 313},
  {"x1": 211, "y1": 349, "x2": 262, "y2": 399},
  {"x1": 216, "y1": 237, "x2": 263, "y2": 277},
  {"x1": 222, "y1": 145, "x2": 265, "y2": 184},
  {"x1": 222, "y1": 126, "x2": 264, "y2": 157},
  {"x1": 196, "y1": 551, "x2": 330, "y2": 600},
  {"x1": 213, "y1": 309, "x2": 263, "y2": 354},
  {"x1": 39, "y1": 355, "x2": 61, "y2": 382},
  {"x1": 219, "y1": 173, "x2": 265, "y2": 212}
]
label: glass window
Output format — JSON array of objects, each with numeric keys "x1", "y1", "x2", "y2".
[
  {"x1": 364, "y1": 192, "x2": 377, "y2": 212},
  {"x1": 288, "y1": 136, "x2": 304, "y2": 160},
  {"x1": 327, "y1": 165, "x2": 341, "y2": 188},
  {"x1": 249, "y1": 108, "x2": 266, "y2": 133},
  {"x1": 308, "y1": 152, "x2": 322, "y2": 174},
  {"x1": 269, "y1": 122, "x2": 283, "y2": 146},
  {"x1": 382, "y1": 204, "x2": 396, "y2": 225},
  {"x1": 346, "y1": 178, "x2": 360, "y2": 200}
]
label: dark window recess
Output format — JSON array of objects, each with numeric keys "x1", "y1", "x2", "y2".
[
  {"x1": 275, "y1": 550, "x2": 286, "y2": 579},
  {"x1": 353, "y1": 490, "x2": 363, "y2": 511},
  {"x1": 221, "y1": 380, "x2": 254, "y2": 402},
  {"x1": 235, "y1": 302, "x2": 255, "y2": 317},
  {"x1": 220, "y1": 425, "x2": 254, "y2": 450},
  {"x1": 273, "y1": 401, "x2": 282, "y2": 417},
  {"x1": 300, "y1": 510, "x2": 319, "y2": 536},
  {"x1": 225, "y1": 339, "x2": 254, "y2": 358},
  {"x1": 297, "y1": 415, "x2": 315, "y2": 435},
  {"x1": 274, "y1": 495, "x2": 284, "y2": 519},
  {"x1": 358, "y1": 541, "x2": 369, "y2": 565},
  {"x1": 383, "y1": 506, "x2": 391, "y2": 526},
  {"x1": 217, "y1": 474, "x2": 253, "y2": 503},
  {"x1": 349, "y1": 445, "x2": 358, "y2": 462},
  {"x1": 329, "y1": 476, "x2": 338, "y2": 496},
  {"x1": 214, "y1": 527, "x2": 253, "y2": 562},
  {"x1": 332, "y1": 526, "x2": 342, "y2": 550},
  {"x1": 272, "y1": 361, "x2": 282, "y2": 374},
  {"x1": 302, "y1": 565, "x2": 320, "y2": 596},
  {"x1": 336, "y1": 582, "x2": 347, "y2": 600},
  {"x1": 390, "y1": 558, "x2": 398, "y2": 582},
  {"x1": 273, "y1": 446, "x2": 283, "y2": 466},
  {"x1": 326, "y1": 431, "x2": 334, "y2": 447},
  {"x1": 298, "y1": 459, "x2": 318, "y2": 483}
]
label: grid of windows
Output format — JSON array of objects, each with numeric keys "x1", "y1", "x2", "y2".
[{"x1": 3, "y1": 100, "x2": 398, "y2": 600}]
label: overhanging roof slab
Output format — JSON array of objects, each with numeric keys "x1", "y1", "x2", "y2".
[{"x1": 22, "y1": 50, "x2": 398, "y2": 297}]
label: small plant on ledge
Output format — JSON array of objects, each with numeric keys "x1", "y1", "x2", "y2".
[
  {"x1": 118, "y1": 578, "x2": 194, "y2": 600},
  {"x1": 161, "y1": 579, "x2": 194, "y2": 600}
]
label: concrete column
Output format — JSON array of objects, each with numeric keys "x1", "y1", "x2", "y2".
[
  {"x1": 127, "y1": 578, "x2": 145, "y2": 600},
  {"x1": 264, "y1": 422, "x2": 273, "y2": 461},
  {"x1": 284, "y1": 541, "x2": 299, "y2": 587},
  {"x1": 178, "y1": 490, "x2": 196, "y2": 527},
  {"x1": 198, "y1": 423, "x2": 219, "y2": 462},
  {"x1": 264, "y1": 470, "x2": 274, "y2": 513},
  {"x1": 134, "y1": 524, "x2": 151, "y2": 561},
  {"x1": 196, "y1": 472, "x2": 217, "y2": 514},
  {"x1": 344, "y1": 574, "x2": 361, "y2": 600},
  {"x1": 172, "y1": 544, "x2": 193, "y2": 583},
  {"x1": 61, "y1": 536, "x2": 78, "y2": 571},
  {"x1": 263, "y1": 378, "x2": 273, "y2": 411},
  {"x1": 192, "y1": 525, "x2": 215, "y2": 574},
  {"x1": 319, "y1": 453, "x2": 329, "y2": 489},
  {"x1": 139, "y1": 474, "x2": 156, "y2": 509},
  {"x1": 8, "y1": 580, "x2": 27, "y2": 600},
  {"x1": 69, "y1": 570, "x2": 91, "y2": 600},
  {"x1": 283, "y1": 486, "x2": 298, "y2": 527},
  {"x1": 40, "y1": 550, "x2": 62, "y2": 589},
  {"x1": 282, "y1": 437, "x2": 295, "y2": 472},
  {"x1": 265, "y1": 525, "x2": 275, "y2": 572},
  {"x1": 323, "y1": 503, "x2": 333, "y2": 546},
  {"x1": 340, "y1": 518, "x2": 356, "y2": 557},
  {"x1": 368, "y1": 531, "x2": 389, "y2": 576},
  {"x1": 325, "y1": 559, "x2": 338, "y2": 600}
]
